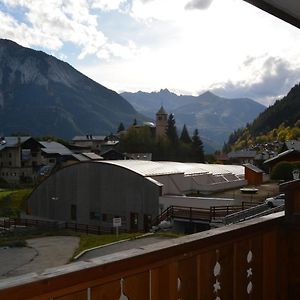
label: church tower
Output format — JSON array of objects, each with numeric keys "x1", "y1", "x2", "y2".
[{"x1": 156, "y1": 106, "x2": 168, "y2": 138}]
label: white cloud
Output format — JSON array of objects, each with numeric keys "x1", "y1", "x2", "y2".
[
  {"x1": 91, "y1": 0, "x2": 126, "y2": 11},
  {"x1": 210, "y1": 56, "x2": 300, "y2": 106},
  {"x1": 0, "y1": 10, "x2": 63, "y2": 50},
  {"x1": 185, "y1": 0, "x2": 213, "y2": 10},
  {"x1": 130, "y1": 0, "x2": 189, "y2": 22},
  {"x1": 0, "y1": 0, "x2": 140, "y2": 60}
]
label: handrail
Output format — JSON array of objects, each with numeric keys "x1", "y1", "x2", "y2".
[
  {"x1": 0, "y1": 212, "x2": 285, "y2": 300},
  {"x1": 153, "y1": 202, "x2": 261, "y2": 226}
]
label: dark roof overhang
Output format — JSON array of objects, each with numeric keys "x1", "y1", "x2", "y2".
[{"x1": 244, "y1": 0, "x2": 300, "y2": 29}]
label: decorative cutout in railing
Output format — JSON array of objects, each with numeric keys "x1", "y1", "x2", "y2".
[
  {"x1": 119, "y1": 278, "x2": 129, "y2": 300},
  {"x1": 213, "y1": 249, "x2": 222, "y2": 300},
  {"x1": 177, "y1": 277, "x2": 182, "y2": 300},
  {"x1": 246, "y1": 250, "x2": 253, "y2": 295}
]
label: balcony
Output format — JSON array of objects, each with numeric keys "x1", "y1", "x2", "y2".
[{"x1": 0, "y1": 179, "x2": 299, "y2": 299}]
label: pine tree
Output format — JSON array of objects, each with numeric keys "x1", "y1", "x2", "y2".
[
  {"x1": 166, "y1": 113, "x2": 178, "y2": 144},
  {"x1": 192, "y1": 129, "x2": 204, "y2": 162},
  {"x1": 117, "y1": 122, "x2": 125, "y2": 133},
  {"x1": 180, "y1": 124, "x2": 191, "y2": 144},
  {"x1": 132, "y1": 118, "x2": 137, "y2": 126}
]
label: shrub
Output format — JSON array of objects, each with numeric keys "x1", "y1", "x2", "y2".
[{"x1": 271, "y1": 161, "x2": 300, "y2": 181}]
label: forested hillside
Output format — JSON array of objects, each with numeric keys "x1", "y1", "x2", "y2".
[{"x1": 224, "y1": 83, "x2": 300, "y2": 151}]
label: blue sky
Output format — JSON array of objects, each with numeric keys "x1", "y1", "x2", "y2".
[{"x1": 1, "y1": 0, "x2": 300, "y2": 106}]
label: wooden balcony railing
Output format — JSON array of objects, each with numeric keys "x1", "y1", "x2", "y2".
[{"x1": 0, "y1": 179, "x2": 299, "y2": 299}]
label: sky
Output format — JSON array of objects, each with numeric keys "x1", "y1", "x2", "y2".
[{"x1": 1, "y1": 0, "x2": 300, "y2": 106}]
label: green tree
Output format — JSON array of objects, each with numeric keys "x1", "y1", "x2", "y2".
[
  {"x1": 117, "y1": 122, "x2": 125, "y2": 133},
  {"x1": 180, "y1": 124, "x2": 191, "y2": 144},
  {"x1": 118, "y1": 126, "x2": 154, "y2": 153},
  {"x1": 271, "y1": 161, "x2": 294, "y2": 181},
  {"x1": 166, "y1": 113, "x2": 178, "y2": 144},
  {"x1": 191, "y1": 129, "x2": 204, "y2": 162}
]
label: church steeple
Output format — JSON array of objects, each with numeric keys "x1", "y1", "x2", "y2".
[{"x1": 156, "y1": 106, "x2": 168, "y2": 138}]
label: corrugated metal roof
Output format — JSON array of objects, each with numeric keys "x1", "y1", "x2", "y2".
[
  {"x1": 99, "y1": 160, "x2": 244, "y2": 177},
  {"x1": 72, "y1": 154, "x2": 90, "y2": 161},
  {"x1": 40, "y1": 142, "x2": 73, "y2": 156},
  {"x1": 72, "y1": 135, "x2": 106, "y2": 141},
  {"x1": 82, "y1": 152, "x2": 103, "y2": 160}
]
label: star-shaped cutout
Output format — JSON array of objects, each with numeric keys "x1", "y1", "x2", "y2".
[
  {"x1": 247, "y1": 267, "x2": 253, "y2": 278},
  {"x1": 213, "y1": 279, "x2": 221, "y2": 293}
]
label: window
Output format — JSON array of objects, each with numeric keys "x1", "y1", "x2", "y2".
[
  {"x1": 8, "y1": 153, "x2": 12, "y2": 158},
  {"x1": 90, "y1": 211, "x2": 101, "y2": 220},
  {"x1": 71, "y1": 204, "x2": 77, "y2": 221},
  {"x1": 130, "y1": 212, "x2": 139, "y2": 231},
  {"x1": 8, "y1": 162, "x2": 11, "y2": 166}
]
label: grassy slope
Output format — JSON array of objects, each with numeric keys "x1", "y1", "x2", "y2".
[{"x1": 0, "y1": 188, "x2": 32, "y2": 217}]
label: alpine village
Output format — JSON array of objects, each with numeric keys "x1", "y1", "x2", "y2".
[{"x1": 0, "y1": 1, "x2": 300, "y2": 299}]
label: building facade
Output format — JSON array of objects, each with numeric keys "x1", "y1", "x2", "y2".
[{"x1": 26, "y1": 161, "x2": 161, "y2": 231}]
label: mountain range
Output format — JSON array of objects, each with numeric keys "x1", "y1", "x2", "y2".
[
  {"x1": 0, "y1": 39, "x2": 142, "y2": 139},
  {"x1": 121, "y1": 89, "x2": 265, "y2": 150},
  {"x1": 0, "y1": 38, "x2": 266, "y2": 151}
]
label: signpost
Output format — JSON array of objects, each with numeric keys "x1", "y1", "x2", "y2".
[{"x1": 113, "y1": 217, "x2": 122, "y2": 238}]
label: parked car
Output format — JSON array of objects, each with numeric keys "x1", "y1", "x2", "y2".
[{"x1": 265, "y1": 194, "x2": 285, "y2": 208}]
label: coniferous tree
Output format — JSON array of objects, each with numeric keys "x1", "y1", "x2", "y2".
[
  {"x1": 192, "y1": 129, "x2": 204, "y2": 162},
  {"x1": 117, "y1": 122, "x2": 125, "y2": 133},
  {"x1": 132, "y1": 118, "x2": 137, "y2": 126},
  {"x1": 166, "y1": 113, "x2": 178, "y2": 144},
  {"x1": 180, "y1": 124, "x2": 191, "y2": 144}
]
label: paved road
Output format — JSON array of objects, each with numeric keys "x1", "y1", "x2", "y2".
[
  {"x1": 0, "y1": 236, "x2": 79, "y2": 278},
  {"x1": 0, "y1": 235, "x2": 173, "y2": 279},
  {"x1": 77, "y1": 236, "x2": 172, "y2": 261}
]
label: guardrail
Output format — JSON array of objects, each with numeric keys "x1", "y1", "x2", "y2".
[
  {"x1": 0, "y1": 212, "x2": 286, "y2": 299},
  {"x1": 152, "y1": 202, "x2": 260, "y2": 226},
  {"x1": 223, "y1": 203, "x2": 285, "y2": 225}
]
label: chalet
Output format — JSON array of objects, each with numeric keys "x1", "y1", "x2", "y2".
[
  {"x1": 0, "y1": 137, "x2": 103, "y2": 184},
  {"x1": 72, "y1": 135, "x2": 107, "y2": 154},
  {"x1": 0, "y1": 136, "x2": 43, "y2": 184}
]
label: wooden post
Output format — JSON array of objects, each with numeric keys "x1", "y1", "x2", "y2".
[{"x1": 280, "y1": 179, "x2": 300, "y2": 299}]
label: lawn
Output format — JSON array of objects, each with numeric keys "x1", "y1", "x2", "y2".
[
  {"x1": 73, "y1": 232, "x2": 144, "y2": 258},
  {"x1": 0, "y1": 188, "x2": 32, "y2": 217}
]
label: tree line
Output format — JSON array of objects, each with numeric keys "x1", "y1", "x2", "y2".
[{"x1": 117, "y1": 114, "x2": 204, "y2": 162}]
